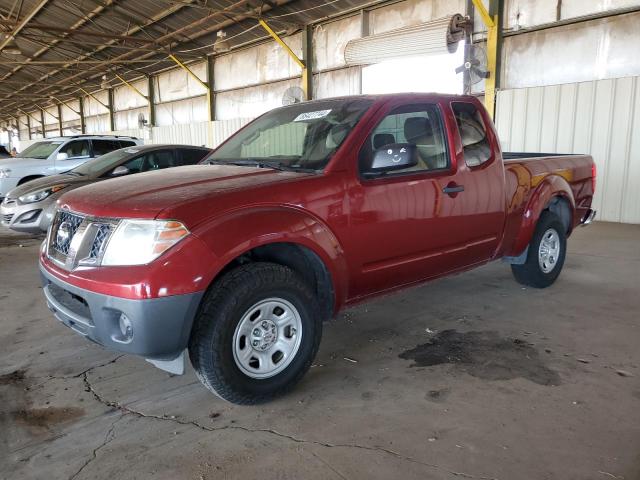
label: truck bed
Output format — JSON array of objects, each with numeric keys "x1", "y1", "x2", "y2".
[
  {"x1": 500, "y1": 152, "x2": 595, "y2": 256},
  {"x1": 502, "y1": 152, "x2": 577, "y2": 160}
]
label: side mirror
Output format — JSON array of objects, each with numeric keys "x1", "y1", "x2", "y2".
[
  {"x1": 365, "y1": 143, "x2": 418, "y2": 176},
  {"x1": 110, "y1": 165, "x2": 130, "y2": 177},
  {"x1": 56, "y1": 152, "x2": 69, "y2": 161}
]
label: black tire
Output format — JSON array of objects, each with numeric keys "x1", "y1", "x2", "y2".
[
  {"x1": 189, "y1": 262, "x2": 322, "y2": 405},
  {"x1": 511, "y1": 211, "x2": 567, "y2": 288}
]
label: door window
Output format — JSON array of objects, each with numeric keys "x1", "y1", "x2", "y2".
[
  {"x1": 451, "y1": 102, "x2": 492, "y2": 167},
  {"x1": 178, "y1": 148, "x2": 210, "y2": 165},
  {"x1": 59, "y1": 140, "x2": 90, "y2": 159},
  {"x1": 145, "y1": 150, "x2": 175, "y2": 170},
  {"x1": 359, "y1": 104, "x2": 448, "y2": 176},
  {"x1": 121, "y1": 155, "x2": 145, "y2": 174},
  {"x1": 92, "y1": 139, "x2": 122, "y2": 156}
]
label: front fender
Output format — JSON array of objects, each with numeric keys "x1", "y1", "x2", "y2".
[
  {"x1": 508, "y1": 175, "x2": 575, "y2": 256},
  {"x1": 192, "y1": 205, "x2": 349, "y2": 309}
]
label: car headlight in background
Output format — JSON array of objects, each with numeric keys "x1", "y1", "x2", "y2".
[
  {"x1": 18, "y1": 184, "x2": 68, "y2": 204},
  {"x1": 0, "y1": 168, "x2": 11, "y2": 178},
  {"x1": 102, "y1": 219, "x2": 189, "y2": 266}
]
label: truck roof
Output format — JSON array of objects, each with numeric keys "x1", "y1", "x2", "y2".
[
  {"x1": 294, "y1": 92, "x2": 481, "y2": 105},
  {"x1": 38, "y1": 134, "x2": 139, "y2": 141}
]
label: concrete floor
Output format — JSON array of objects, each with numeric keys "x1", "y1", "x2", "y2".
[{"x1": 1, "y1": 222, "x2": 639, "y2": 480}]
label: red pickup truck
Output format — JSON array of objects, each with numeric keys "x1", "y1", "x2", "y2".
[{"x1": 39, "y1": 94, "x2": 596, "y2": 404}]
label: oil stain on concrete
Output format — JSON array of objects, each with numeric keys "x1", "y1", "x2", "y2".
[
  {"x1": 399, "y1": 329, "x2": 560, "y2": 386},
  {"x1": 12, "y1": 407, "x2": 85, "y2": 430}
]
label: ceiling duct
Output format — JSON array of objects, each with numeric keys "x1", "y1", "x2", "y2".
[{"x1": 344, "y1": 14, "x2": 468, "y2": 66}]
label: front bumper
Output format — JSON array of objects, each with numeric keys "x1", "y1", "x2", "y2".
[
  {"x1": 1, "y1": 197, "x2": 56, "y2": 233},
  {"x1": 40, "y1": 263, "x2": 204, "y2": 371}
]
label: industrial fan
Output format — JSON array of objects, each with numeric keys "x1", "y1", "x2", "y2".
[
  {"x1": 282, "y1": 86, "x2": 305, "y2": 105},
  {"x1": 456, "y1": 43, "x2": 490, "y2": 92}
]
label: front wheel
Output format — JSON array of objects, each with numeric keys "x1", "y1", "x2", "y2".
[
  {"x1": 511, "y1": 211, "x2": 567, "y2": 288},
  {"x1": 189, "y1": 262, "x2": 322, "y2": 404}
]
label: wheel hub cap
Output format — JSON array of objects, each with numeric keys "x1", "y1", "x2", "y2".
[
  {"x1": 251, "y1": 320, "x2": 278, "y2": 351},
  {"x1": 232, "y1": 298, "x2": 303, "y2": 379},
  {"x1": 538, "y1": 228, "x2": 561, "y2": 273}
]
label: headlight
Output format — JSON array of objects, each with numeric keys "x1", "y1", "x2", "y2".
[
  {"x1": 0, "y1": 168, "x2": 11, "y2": 178},
  {"x1": 19, "y1": 184, "x2": 68, "y2": 204},
  {"x1": 102, "y1": 219, "x2": 189, "y2": 266}
]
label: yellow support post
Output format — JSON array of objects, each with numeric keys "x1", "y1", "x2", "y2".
[
  {"x1": 18, "y1": 108, "x2": 43, "y2": 126},
  {"x1": 258, "y1": 19, "x2": 310, "y2": 100},
  {"x1": 168, "y1": 54, "x2": 213, "y2": 122},
  {"x1": 115, "y1": 74, "x2": 148, "y2": 101},
  {"x1": 53, "y1": 96, "x2": 81, "y2": 116},
  {"x1": 79, "y1": 87, "x2": 110, "y2": 111},
  {"x1": 471, "y1": 0, "x2": 498, "y2": 119},
  {"x1": 36, "y1": 104, "x2": 59, "y2": 121},
  {"x1": 484, "y1": 20, "x2": 498, "y2": 119}
]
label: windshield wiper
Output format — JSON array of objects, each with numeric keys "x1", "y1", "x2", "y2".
[{"x1": 206, "y1": 159, "x2": 316, "y2": 173}]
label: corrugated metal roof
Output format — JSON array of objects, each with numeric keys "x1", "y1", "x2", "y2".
[{"x1": 0, "y1": 0, "x2": 370, "y2": 118}]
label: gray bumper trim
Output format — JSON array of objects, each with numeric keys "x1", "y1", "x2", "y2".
[{"x1": 40, "y1": 264, "x2": 204, "y2": 366}]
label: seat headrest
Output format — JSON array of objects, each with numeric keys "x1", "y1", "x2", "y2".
[
  {"x1": 404, "y1": 117, "x2": 433, "y2": 143},
  {"x1": 373, "y1": 133, "x2": 396, "y2": 149}
]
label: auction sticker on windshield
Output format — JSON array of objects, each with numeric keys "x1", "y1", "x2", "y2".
[{"x1": 294, "y1": 110, "x2": 331, "y2": 122}]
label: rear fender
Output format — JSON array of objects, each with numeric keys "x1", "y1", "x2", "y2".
[
  {"x1": 192, "y1": 206, "x2": 348, "y2": 310},
  {"x1": 507, "y1": 175, "x2": 575, "y2": 256}
]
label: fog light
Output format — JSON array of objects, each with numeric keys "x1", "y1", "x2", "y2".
[
  {"x1": 118, "y1": 313, "x2": 133, "y2": 340},
  {"x1": 17, "y1": 209, "x2": 41, "y2": 223}
]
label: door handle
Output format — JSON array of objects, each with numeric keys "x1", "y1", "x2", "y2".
[{"x1": 442, "y1": 183, "x2": 464, "y2": 195}]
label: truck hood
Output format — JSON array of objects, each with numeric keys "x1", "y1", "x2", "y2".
[
  {"x1": 0, "y1": 156, "x2": 50, "y2": 171},
  {"x1": 58, "y1": 164, "x2": 314, "y2": 224},
  {"x1": 6, "y1": 173, "x2": 91, "y2": 199}
]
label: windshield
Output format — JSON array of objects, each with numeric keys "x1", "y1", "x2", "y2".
[
  {"x1": 17, "y1": 141, "x2": 64, "y2": 159},
  {"x1": 70, "y1": 148, "x2": 135, "y2": 176},
  {"x1": 206, "y1": 98, "x2": 374, "y2": 171}
]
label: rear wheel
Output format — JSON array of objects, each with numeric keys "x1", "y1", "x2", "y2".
[
  {"x1": 511, "y1": 211, "x2": 567, "y2": 288},
  {"x1": 189, "y1": 262, "x2": 322, "y2": 404}
]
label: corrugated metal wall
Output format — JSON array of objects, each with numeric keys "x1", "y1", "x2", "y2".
[
  {"x1": 110, "y1": 118, "x2": 252, "y2": 149},
  {"x1": 495, "y1": 76, "x2": 640, "y2": 224}
]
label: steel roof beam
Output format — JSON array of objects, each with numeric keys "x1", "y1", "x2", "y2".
[{"x1": 0, "y1": 0, "x2": 48, "y2": 52}]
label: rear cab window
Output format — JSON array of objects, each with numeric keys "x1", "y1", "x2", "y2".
[{"x1": 451, "y1": 102, "x2": 492, "y2": 167}]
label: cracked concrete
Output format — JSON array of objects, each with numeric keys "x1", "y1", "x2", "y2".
[
  {"x1": 80, "y1": 365, "x2": 496, "y2": 480},
  {"x1": 1, "y1": 222, "x2": 639, "y2": 480}
]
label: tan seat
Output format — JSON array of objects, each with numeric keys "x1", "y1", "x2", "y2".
[{"x1": 403, "y1": 117, "x2": 447, "y2": 170}]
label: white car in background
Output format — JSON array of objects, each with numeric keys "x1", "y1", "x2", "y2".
[{"x1": 0, "y1": 135, "x2": 141, "y2": 201}]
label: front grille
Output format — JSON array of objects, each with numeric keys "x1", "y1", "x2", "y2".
[
  {"x1": 51, "y1": 210, "x2": 84, "y2": 256},
  {"x1": 47, "y1": 210, "x2": 117, "y2": 269},
  {"x1": 89, "y1": 224, "x2": 112, "y2": 259},
  {"x1": 1, "y1": 213, "x2": 13, "y2": 224}
]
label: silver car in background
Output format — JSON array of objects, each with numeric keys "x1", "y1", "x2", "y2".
[
  {"x1": 0, "y1": 135, "x2": 141, "y2": 201},
  {"x1": 0, "y1": 144, "x2": 212, "y2": 234}
]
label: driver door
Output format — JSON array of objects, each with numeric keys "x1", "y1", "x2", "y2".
[
  {"x1": 346, "y1": 102, "x2": 476, "y2": 298},
  {"x1": 54, "y1": 140, "x2": 91, "y2": 173}
]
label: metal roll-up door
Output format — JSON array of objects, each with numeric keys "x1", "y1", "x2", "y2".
[{"x1": 344, "y1": 14, "x2": 467, "y2": 66}]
